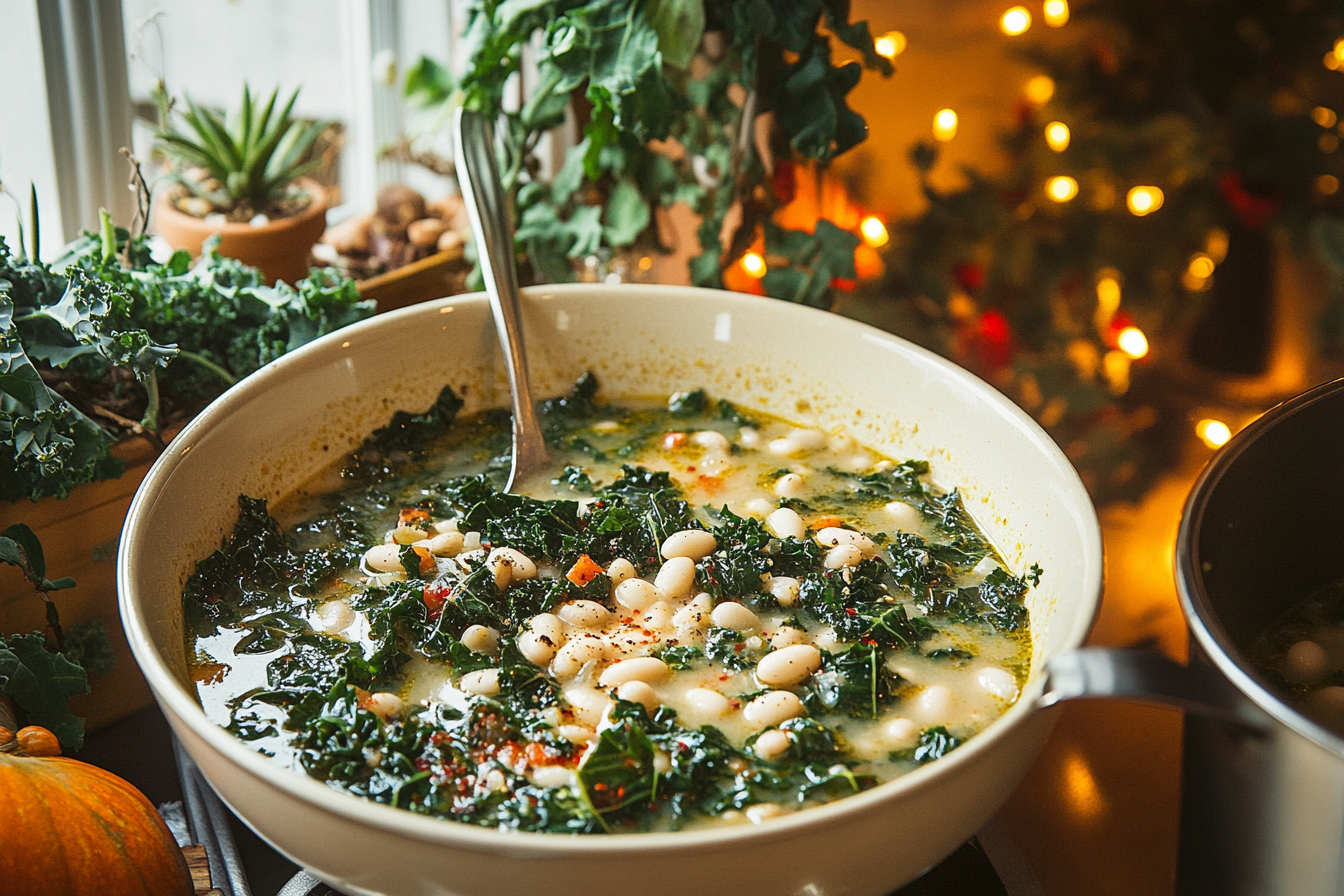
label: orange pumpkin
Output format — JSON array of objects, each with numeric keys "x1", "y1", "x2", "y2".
[{"x1": 0, "y1": 725, "x2": 195, "y2": 896}]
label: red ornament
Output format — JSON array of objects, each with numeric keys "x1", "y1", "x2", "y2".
[
  {"x1": 977, "y1": 310, "x2": 1015, "y2": 369},
  {"x1": 1217, "y1": 171, "x2": 1281, "y2": 230},
  {"x1": 953, "y1": 261, "x2": 985, "y2": 294}
]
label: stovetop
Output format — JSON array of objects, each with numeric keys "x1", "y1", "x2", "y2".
[{"x1": 77, "y1": 706, "x2": 1041, "y2": 896}]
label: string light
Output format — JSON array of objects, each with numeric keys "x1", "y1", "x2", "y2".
[
  {"x1": 1319, "y1": 174, "x2": 1340, "y2": 195},
  {"x1": 1205, "y1": 228, "x2": 1229, "y2": 263},
  {"x1": 1126, "y1": 186, "x2": 1164, "y2": 216},
  {"x1": 1323, "y1": 133, "x2": 1341, "y2": 153},
  {"x1": 1187, "y1": 253, "x2": 1215, "y2": 280},
  {"x1": 1196, "y1": 418, "x2": 1232, "y2": 449},
  {"x1": 1327, "y1": 51, "x2": 1342, "y2": 72},
  {"x1": 1024, "y1": 75, "x2": 1055, "y2": 106},
  {"x1": 1103, "y1": 350, "x2": 1131, "y2": 395},
  {"x1": 874, "y1": 31, "x2": 907, "y2": 60},
  {"x1": 1094, "y1": 271, "x2": 1121, "y2": 331},
  {"x1": 1314, "y1": 106, "x2": 1339, "y2": 128},
  {"x1": 934, "y1": 108, "x2": 959, "y2": 142},
  {"x1": 1001, "y1": 6, "x2": 1032, "y2": 35},
  {"x1": 1334, "y1": 37, "x2": 1344, "y2": 66},
  {"x1": 1045, "y1": 175, "x2": 1079, "y2": 202},
  {"x1": 1117, "y1": 326, "x2": 1149, "y2": 359},
  {"x1": 1043, "y1": 0, "x2": 1069, "y2": 26},
  {"x1": 860, "y1": 216, "x2": 890, "y2": 247},
  {"x1": 1045, "y1": 121, "x2": 1071, "y2": 151},
  {"x1": 741, "y1": 252, "x2": 766, "y2": 278}
]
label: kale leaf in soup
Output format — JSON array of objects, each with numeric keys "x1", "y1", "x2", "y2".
[{"x1": 183, "y1": 375, "x2": 1039, "y2": 833}]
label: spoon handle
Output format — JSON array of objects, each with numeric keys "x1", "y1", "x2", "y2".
[{"x1": 454, "y1": 107, "x2": 550, "y2": 489}]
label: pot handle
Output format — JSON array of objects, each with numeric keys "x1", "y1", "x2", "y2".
[{"x1": 1038, "y1": 646, "x2": 1268, "y2": 732}]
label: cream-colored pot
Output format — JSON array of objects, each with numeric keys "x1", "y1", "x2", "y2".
[{"x1": 119, "y1": 284, "x2": 1102, "y2": 896}]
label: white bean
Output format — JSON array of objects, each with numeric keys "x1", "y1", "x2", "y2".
[
  {"x1": 744, "y1": 497, "x2": 776, "y2": 517},
  {"x1": 459, "y1": 668, "x2": 500, "y2": 696},
  {"x1": 1284, "y1": 640, "x2": 1333, "y2": 685},
  {"x1": 767, "y1": 576, "x2": 801, "y2": 607},
  {"x1": 615, "y1": 680, "x2": 660, "y2": 713},
  {"x1": 711, "y1": 601, "x2": 760, "y2": 632},
  {"x1": 432, "y1": 518, "x2": 460, "y2": 535},
  {"x1": 884, "y1": 501, "x2": 922, "y2": 531},
  {"x1": 738, "y1": 427, "x2": 763, "y2": 448},
  {"x1": 745, "y1": 803, "x2": 788, "y2": 825},
  {"x1": 606, "y1": 558, "x2": 637, "y2": 586},
  {"x1": 756, "y1": 644, "x2": 823, "y2": 687},
  {"x1": 530, "y1": 765, "x2": 574, "y2": 789},
  {"x1": 393, "y1": 525, "x2": 428, "y2": 545},
  {"x1": 769, "y1": 626, "x2": 810, "y2": 649},
  {"x1": 462, "y1": 531, "x2": 483, "y2": 552},
  {"x1": 672, "y1": 593, "x2": 714, "y2": 633},
  {"x1": 639, "y1": 601, "x2": 676, "y2": 632},
  {"x1": 418, "y1": 531, "x2": 465, "y2": 557},
  {"x1": 558, "y1": 724, "x2": 597, "y2": 744},
  {"x1": 773, "y1": 473, "x2": 805, "y2": 498},
  {"x1": 681, "y1": 687, "x2": 733, "y2": 722},
  {"x1": 816, "y1": 527, "x2": 879, "y2": 556},
  {"x1": 691, "y1": 430, "x2": 732, "y2": 451},
  {"x1": 313, "y1": 599, "x2": 355, "y2": 633},
  {"x1": 519, "y1": 631, "x2": 560, "y2": 667},
  {"x1": 562, "y1": 685, "x2": 611, "y2": 726},
  {"x1": 753, "y1": 729, "x2": 791, "y2": 760},
  {"x1": 461, "y1": 624, "x2": 500, "y2": 654},
  {"x1": 977, "y1": 666, "x2": 1020, "y2": 701},
  {"x1": 599, "y1": 657, "x2": 671, "y2": 688},
  {"x1": 918, "y1": 684, "x2": 953, "y2": 719},
  {"x1": 558, "y1": 600, "x2": 613, "y2": 629},
  {"x1": 363, "y1": 543, "x2": 404, "y2": 574},
  {"x1": 766, "y1": 508, "x2": 806, "y2": 540},
  {"x1": 824, "y1": 544, "x2": 864, "y2": 569},
  {"x1": 552, "y1": 635, "x2": 610, "y2": 681},
  {"x1": 743, "y1": 690, "x2": 806, "y2": 728},
  {"x1": 364, "y1": 692, "x2": 404, "y2": 721},
  {"x1": 654, "y1": 556, "x2": 697, "y2": 600},
  {"x1": 615, "y1": 578, "x2": 661, "y2": 612},
  {"x1": 882, "y1": 717, "x2": 920, "y2": 750},
  {"x1": 487, "y1": 547, "x2": 538, "y2": 588},
  {"x1": 661, "y1": 529, "x2": 719, "y2": 561},
  {"x1": 813, "y1": 626, "x2": 842, "y2": 651},
  {"x1": 528, "y1": 613, "x2": 566, "y2": 644}
]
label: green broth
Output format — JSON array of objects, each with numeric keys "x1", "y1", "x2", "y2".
[{"x1": 183, "y1": 380, "x2": 1038, "y2": 833}]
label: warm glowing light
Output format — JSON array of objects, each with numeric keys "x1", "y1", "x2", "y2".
[
  {"x1": 1126, "y1": 186, "x2": 1164, "y2": 216},
  {"x1": 1062, "y1": 752, "x2": 1105, "y2": 822},
  {"x1": 1334, "y1": 37, "x2": 1344, "y2": 65},
  {"x1": 1045, "y1": 175, "x2": 1079, "y2": 202},
  {"x1": 1001, "y1": 6, "x2": 1032, "y2": 35},
  {"x1": 1327, "y1": 51, "x2": 1342, "y2": 72},
  {"x1": 1045, "y1": 121, "x2": 1071, "y2": 151},
  {"x1": 1315, "y1": 106, "x2": 1339, "y2": 128},
  {"x1": 1205, "y1": 228, "x2": 1229, "y2": 263},
  {"x1": 874, "y1": 31, "x2": 907, "y2": 59},
  {"x1": 1319, "y1": 174, "x2": 1341, "y2": 195},
  {"x1": 860, "y1": 215, "x2": 890, "y2": 247},
  {"x1": 1025, "y1": 75, "x2": 1056, "y2": 106},
  {"x1": 1103, "y1": 350, "x2": 1131, "y2": 395},
  {"x1": 1117, "y1": 326, "x2": 1149, "y2": 359},
  {"x1": 1322, "y1": 133, "x2": 1340, "y2": 153},
  {"x1": 1043, "y1": 0, "x2": 1069, "y2": 26},
  {"x1": 1196, "y1": 418, "x2": 1232, "y2": 449},
  {"x1": 1096, "y1": 275, "x2": 1121, "y2": 312},
  {"x1": 741, "y1": 252, "x2": 766, "y2": 278},
  {"x1": 933, "y1": 108, "x2": 959, "y2": 142},
  {"x1": 1187, "y1": 253, "x2": 1215, "y2": 280}
]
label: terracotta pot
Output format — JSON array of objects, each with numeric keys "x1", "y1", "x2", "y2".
[{"x1": 151, "y1": 177, "x2": 328, "y2": 286}]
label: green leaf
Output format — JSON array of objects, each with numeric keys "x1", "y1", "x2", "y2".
[
  {"x1": 403, "y1": 55, "x2": 456, "y2": 107},
  {"x1": 0, "y1": 632, "x2": 90, "y2": 750},
  {"x1": 647, "y1": 0, "x2": 705, "y2": 69},
  {"x1": 602, "y1": 179, "x2": 651, "y2": 247}
]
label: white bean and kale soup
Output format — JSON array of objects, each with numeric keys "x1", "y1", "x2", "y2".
[
  {"x1": 1252, "y1": 580, "x2": 1344, "y2": 734},
  {"x1": 184, "y1": 374, "x2": 1041, "y2": 833}
]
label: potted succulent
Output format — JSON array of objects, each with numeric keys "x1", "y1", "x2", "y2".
[{"x1": 153, "y1": 85, "x2": 330, "y2": 285}]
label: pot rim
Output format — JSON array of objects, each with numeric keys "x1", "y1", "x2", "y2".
[
  {"x1": 1176, "y1": 376, "x2": 1344, "y2": 754},
  {"x1": 120, "y1": 283, "x2": 1103, "y2": 856},
  {"x1": 151, "y1": 175, "x2": 328, "y2": 235}
]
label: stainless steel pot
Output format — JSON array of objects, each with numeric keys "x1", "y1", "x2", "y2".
[{"x1": 1173, "y1": 378, "x2": 1344, "y2": 896}]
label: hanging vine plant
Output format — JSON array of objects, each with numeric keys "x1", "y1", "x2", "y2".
[{"x1": 403, "y1": 0, "x2": 893, "y2": 307}]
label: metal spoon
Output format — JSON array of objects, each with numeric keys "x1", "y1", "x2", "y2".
[{"x1": 453, "y1": 106, "x2": 551, "y2": 492}]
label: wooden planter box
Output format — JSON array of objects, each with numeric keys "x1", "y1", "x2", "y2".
[
  {"x1": 0, "y1": 435, "x2": 166, "y2": 733},
  {"x1": 357, "y1": 245, "x2": 468, "y2": 313}
]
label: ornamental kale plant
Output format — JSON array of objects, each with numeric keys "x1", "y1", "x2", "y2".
[
  {"x1": 403, "y1": 0, "x2": 892, "y2": 307},
  {"x1": 0, "y1": 211, "x2": 373, "y2": 503}
]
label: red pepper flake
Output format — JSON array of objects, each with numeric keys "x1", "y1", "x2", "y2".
[{"x1": 846, "y1": 607, "x2": 859, "y2": 616}]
